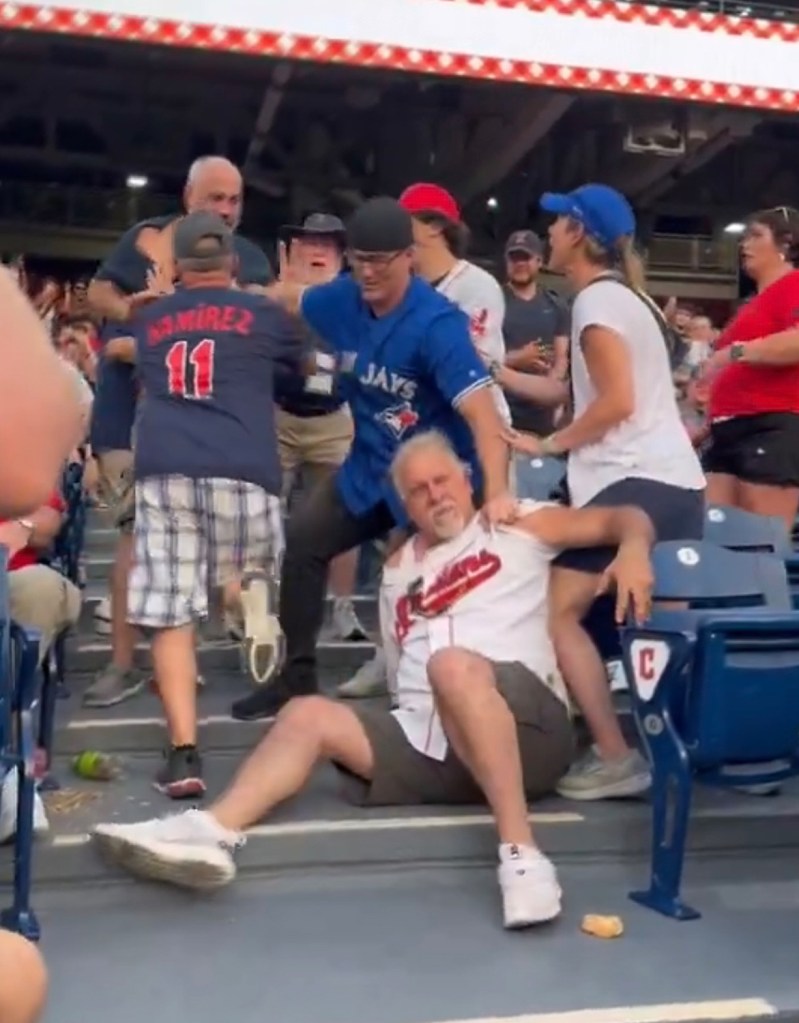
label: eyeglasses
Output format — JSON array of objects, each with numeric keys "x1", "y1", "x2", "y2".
[{"x1": 346, "y1": 249, "x2": 406, "y2": 272}]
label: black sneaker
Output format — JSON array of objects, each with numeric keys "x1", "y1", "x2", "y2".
[
  {"x1": 154, "y1": 746, "x2": 206, "y2": 800},
  {"x1": 230, "y1": 676, "x2": 314, "y2": 722}
]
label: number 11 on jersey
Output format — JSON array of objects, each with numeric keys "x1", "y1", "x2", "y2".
[{"x1": 165, "y1": 338, "x2": 216, "y2": 399}]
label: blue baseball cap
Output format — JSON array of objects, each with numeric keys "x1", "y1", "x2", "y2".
[{"x1": 540, "y1": 184, "x2": 636, "y2": 249}]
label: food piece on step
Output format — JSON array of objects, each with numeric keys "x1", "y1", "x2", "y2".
[{"x1": 581, "y1": 914, "x2": 624, "y2": 938}]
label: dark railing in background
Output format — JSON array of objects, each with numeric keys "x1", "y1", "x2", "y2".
[
  {"x1": 645, "y1": 0, "x2": 799, "y2": 19},
  {"x1": 0, "y1": 183, "x2": 741, "y2": 276},
  {"x1": 645, "y1": 234, "x2": 739, "y2": 276},
  {"x1": 0, "y1": 182, "x2": 174, "y2": 233}
]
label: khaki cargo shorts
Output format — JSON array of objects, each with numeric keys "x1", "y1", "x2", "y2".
[
  {"x1": 277, "y1": 405, "x2": 353, "y2": 501},
  {"x1": 339, "y1": 661, "x2": 575, "y2": 807},
  {"x1": 95, "y1": 449, "x2": 135, "y2": 533}
]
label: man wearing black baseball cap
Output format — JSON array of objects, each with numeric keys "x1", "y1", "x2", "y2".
[
  {"x1": 272, "y1": 211, "x2": 367, "y2": 644},
  {"x1": 231, "y1": 195, "x2": 515, "y2": 722},
  {"x1": 124, "y1": 210, "x2": 306, "y2": 795}
]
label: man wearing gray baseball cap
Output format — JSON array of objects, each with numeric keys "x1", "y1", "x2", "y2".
[{"x1": 120, "y1": 210, "x2": 307, "y2": 797}]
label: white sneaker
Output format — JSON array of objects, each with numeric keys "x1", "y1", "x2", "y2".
[
  {"x1": 240, "y1": 571, "x2": 285, "y2": 686},
  {"x1": 498, "y1": 844, "x2": 562, "y2": 928},
  {"x1": 94, "y1": 595, "x2": 112, "y2": 636},
  {"x1": 337, "y1": 649, "x2": 388, "y2": 699},
  {"x1": 331, "y1": 598, "x2": 368, "y2": 641},
  {"x1": 92, "y1": 809, "x2": 243, "y2": 890},
  {"x1": 0, "y1": 767, "x2": 50, "y2": 844}
]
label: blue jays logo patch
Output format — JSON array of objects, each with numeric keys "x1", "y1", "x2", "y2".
[{"x1": 377, "y1": 402, "x2": 420, "y2": 439}]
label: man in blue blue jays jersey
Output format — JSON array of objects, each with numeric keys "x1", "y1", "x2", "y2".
[
  {"x1": 232, "y1": 196, "x2": 514, "y2": 722},
  {"x1": 129, "y1": 211, "x2": 305, "y2": 798}
]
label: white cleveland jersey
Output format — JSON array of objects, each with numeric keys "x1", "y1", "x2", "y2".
[
  {"x1": 435, "y1": 260, "x2": 511, "y2": 424},
  {"x1": 380, "y1": 507, "x2": 568, "y2": 761}
]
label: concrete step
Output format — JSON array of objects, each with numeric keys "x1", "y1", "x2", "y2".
[
  {"x1": 65, "y1": 635, "x2": 376, "y2": 675},
  {"x1": 14, "y1": 758, "x2": 799, "y2": 891},
  {"x1": 50, "y1": 664, "x2": 368, "y2": 756},
  {"x1": 75, "y1": 584, "x2": 378, "y2": 633}
]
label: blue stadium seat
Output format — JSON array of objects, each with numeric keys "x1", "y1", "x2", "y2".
[
  {"x1": 621, "y1": 540, "x2": 799, "y2": 921},
  {"x1": 514, "y1": 455, "x2": 566, "y2": 502},
  {"x1": 0, "y1": 545, "x2": 41, "y2": 940},
  {"x1": 704, "y1": 504, "x2": 790, "y2": 555},
  {"x1": 703, "y1": 504, "x2": 799, "y2": 608}
]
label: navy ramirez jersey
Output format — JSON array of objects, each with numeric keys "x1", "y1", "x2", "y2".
[{"x1": 132, "y1": 287, "x2": 305, "y2": 494}]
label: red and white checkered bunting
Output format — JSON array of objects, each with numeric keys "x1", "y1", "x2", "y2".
[
  {"x1": 0, "y1": 3, "x2": 796, "y2": 112},
  {"x1": 440, "y1": 0, "x2": 799, "y2": 43}
]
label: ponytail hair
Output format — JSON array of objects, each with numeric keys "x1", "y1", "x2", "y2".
[
  {"x1": 577, "y1": 222, "x2": 647, "y2": 293},
  {"x1": 616, "y1": 235, "x2": 647, "y2": 293}
]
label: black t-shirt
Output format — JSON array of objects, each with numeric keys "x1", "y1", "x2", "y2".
[
  {"x1": 502, "y1": 286, "x2": 570, "y2": 435},
  {"x1": 132, "y1": 287, "x2": 306, "y2": 495}
]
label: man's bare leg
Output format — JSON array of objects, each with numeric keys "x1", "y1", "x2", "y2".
[
  {"x1": 427, "y1": 646, "x2": 563, "y2": 927},
  {"x1": 83, "y1": 530, "x2": 146, "y2": 707},
  {"x1": 150, "y1": 623, "x2": 204, "y2": 799},
  {"x1": 92, "y1": 697, "x2": 373, "y2": 886},
  {"x1": 212, "y1": 696, "x2": 373, "y2": 829},
  {"x1": 427, "y1": 647, "x2": 533, "y2": 847}
]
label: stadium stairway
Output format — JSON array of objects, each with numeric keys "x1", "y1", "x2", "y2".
[{"x1": 5, "y1": 512, "x2": 799, "y2": 1023}]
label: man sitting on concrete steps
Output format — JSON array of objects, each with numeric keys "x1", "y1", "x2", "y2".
[{"x1": 91, "y1": 429, "x2": 653, "y2": 929}]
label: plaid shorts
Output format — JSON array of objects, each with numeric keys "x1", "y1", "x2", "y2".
[{"x1": 128, "y1": 475, "x2": 283, "y2": 629}]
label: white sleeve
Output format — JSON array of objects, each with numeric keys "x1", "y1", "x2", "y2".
[
  {"x1": 378, "y1": 582, "x2": 401, "y2": 704},
  {"x1": 463, "y1": 274, "x2": 507, "y2": 364},
  {"x1": 571, "y1": 281, "x2": 633, "y2": 345}
]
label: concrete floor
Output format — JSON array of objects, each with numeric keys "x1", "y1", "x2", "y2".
[{"x1": 37, "y1": 854, "x2": 799, "y2": 1023}]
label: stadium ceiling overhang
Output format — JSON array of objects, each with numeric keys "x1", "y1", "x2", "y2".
[{"x1": 2, "y1": 0, "x2": 798, "y2": 112}]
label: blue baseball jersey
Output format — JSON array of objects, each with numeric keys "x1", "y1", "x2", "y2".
[
  {"x1": 301, "y1": 274, "x2": 491, "y2": 524},
  {"x1": 132, "y1": 287, "x2": 306, "y2": 494}
]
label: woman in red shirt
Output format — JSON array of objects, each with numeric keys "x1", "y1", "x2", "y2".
[{"x1": 701, "y1": 206, "x2": 799, "y2": 529}]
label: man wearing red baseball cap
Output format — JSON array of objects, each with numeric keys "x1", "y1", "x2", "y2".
[{"x1": 338, "y1": 182, "x2": 513, "y2": 700}]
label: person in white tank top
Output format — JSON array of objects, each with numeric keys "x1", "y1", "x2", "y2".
[
  {"x1": 506, "y1": 183, "x2": 705, "y2": 803},
  {"x1": 89, "y1": 429, "x2": 655, "y2": 930}
]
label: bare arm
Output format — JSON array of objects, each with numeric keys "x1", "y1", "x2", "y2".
[
  {"x1": 26, "y1": 505, "x2": 64, "y2": 551},
  {"x1": 549, "y1": 326, "x2": 634, "y2": 453},
  {"x1": 456, "y1": 385, "x2": 511, "y2": 501},
  {"x1": 87, "y1": 279, "x2": 133, "y2": 322},
  {"x1": 494, "y1": 363, "x2": 568, "y2": 407},
  {"x1": 524, "y1": 503, "x2": 654, "y2": 550},
  {"x1": 0, "y1": 269, "x2": 83, "y2": 516},
  {"x1": 521, "y1": 503, "x2": 655, "y2": 623},
  {"x1": 105, "y1": 336, "x2": 136, "y2": 363},
  {"x1": 550, "y1": 334, "x2": 569, "y2": 381}
]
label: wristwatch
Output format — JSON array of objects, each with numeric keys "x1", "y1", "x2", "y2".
[
  {"x1": 729, "y1": 342, "x2": 747, "y2": 362},
  {"x1": 487, "y1": 359, "x2": 503, "y2": 381}
]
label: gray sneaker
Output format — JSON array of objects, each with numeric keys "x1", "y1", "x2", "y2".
[
  {"x1": 556, "y1": 746, "x2": 651, "y2": 801},
  {"x1": 82, "y1": 665, "x2": 147, "y2": 709}
]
